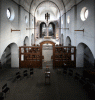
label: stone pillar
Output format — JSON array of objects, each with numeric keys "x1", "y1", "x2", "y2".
[
  {"x1": 11, "y1": 53, "x2": 19, "y2": 68},
  {"x1": 76, "y1": 44, "x2": 84, "y2": 67},
  {"x1": 11, "y1": 44, "x2": 19, "y2": 68},
  {"x1": 46, "y1": 26, "x2": 49, "y2": 36}
]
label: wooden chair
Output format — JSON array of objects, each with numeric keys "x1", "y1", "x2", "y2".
[
  {"x1": 0, "y1": 92, "x2": 4, "y2": 100},
  {"x1": 23, "y1": 70, "x2": 28, "y2": 78},
  {"x1": 79, "y1": 76, "x2": 87, "y2": 86},
  {"x1": 83, "y1": 80, "x2": 92, "y2": 92},
  {"x1": 2, "y1": 83, "x2": 10, "y2": 98},
  {"x1": 57, "y1": 69, "x2": 61, "y2": 74},
  {"x1": 30, "y1": 68, "x2": 33, "y2": 76},
  {"x1": 74, "y1": 72, "x2": 81, "y2": 80},
  {"x1": 16, "y1": 72, "x2": 21, "y2": 81},
  {"x1": 68, "y1": 69, "x2": 73, "y2": 76},
  {"x1": 63, "y1": 68, "x2": 67, "y2": 74}
]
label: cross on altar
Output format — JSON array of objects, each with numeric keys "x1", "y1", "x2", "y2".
[{"x1": 45, "y1": 12, "x2": 50, "y2": 23}]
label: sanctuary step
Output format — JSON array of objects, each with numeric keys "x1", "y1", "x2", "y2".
[{"x1": 44, "y1": 36, "x2": 52, "y2": 39}]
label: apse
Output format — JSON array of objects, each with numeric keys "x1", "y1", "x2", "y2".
[{"x1": 34, "y1": 1, "x2": 60, "y2": 22}]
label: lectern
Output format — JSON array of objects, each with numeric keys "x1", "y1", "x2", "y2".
[{"x1": 45, "y1": 71, "x2": 50, "y2": 84}]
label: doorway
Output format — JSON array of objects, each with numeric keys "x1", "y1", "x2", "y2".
[
  {"x1": 42, "y1": 43, "x2": 53, "y2": 68},
  {"x1": 40, "y1": 41, "x2": 55, "y2": 69}
]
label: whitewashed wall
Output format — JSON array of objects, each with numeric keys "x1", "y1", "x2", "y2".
[
  {"x1": 0, "y1": 0, "x2": 1, "y2": 58},
  {"x1": 0, "y1": 0, "x2": 32, "y2": 67},
  {"x1": 61, "y1": 14, "x2": 66, "y2": 46},
  {"x1": 76, "y1": 0, "x2": 95, "y2": 56},
  {"x1": 61, "y1": 0, "x2": 95, "y2": 67},
  {"x1": 30, "y1": 14, "x2": 34, "y2": 45}
]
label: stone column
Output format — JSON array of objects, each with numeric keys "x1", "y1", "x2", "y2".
[{"x1": 46, "y1": 25, "x2": 49, "y2": 36}]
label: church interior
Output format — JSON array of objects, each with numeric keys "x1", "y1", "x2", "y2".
[{"x1": 0, "y1": 0, "x2": 95, "y2": 100}]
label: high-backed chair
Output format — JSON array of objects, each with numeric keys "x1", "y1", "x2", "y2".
[{"x1": 2, "y1": 83, "x2": 10, "y2": 98}]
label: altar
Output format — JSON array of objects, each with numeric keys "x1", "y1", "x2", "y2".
[{"x1": 44, "y1": 36, "x2": 52, "y2": 39}]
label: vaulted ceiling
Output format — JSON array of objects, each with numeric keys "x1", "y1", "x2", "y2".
[{"x1": 13, "y1": 0, "x2": 83, "y2": 16}]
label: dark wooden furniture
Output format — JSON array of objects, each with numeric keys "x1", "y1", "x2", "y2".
[
  {"x1": 83, "y1": 70, "x2": 95, "y2": 83},
  {"x1": 74, "y1": 72, "x2": 81, "y2": 80},
  {"x1": 19, "y1": 46, "x2": 41, "y2": 68},
  {"x1": 45, "y1": 71, "x2": 50, "y2": 84},
  {"x1": 79, "y1": 76, "x2": 87, "y2": 86},
  {"x1": 63, "y1": 68, "x2": 67, "y2": 74},
  {"x1": 68, "y1": 69, "x2": 73, "y2": 76},
  {"x1": 57, "y1": 69, "x2": 62, "y2": 74},
  {"x1": 19, "y1": 41, "x2": 76, "y2": 69},
  {"x1": 16, "y1": 72, "x2": 21, "y2": 81},
  {"x1": 23, "y1": 70, "x2": 28, "y2": 78},
  {"x1": 54, "y1": 46, "x2": 76, "y2": 68},
  {"x1": 2, "y1": 83, "x2": 10, "y2": 98},
  {"x1": 30, "y1": 68, "x2": 33, "y2": 75},
  {"x1": 0, "y1": 92, "x2": 4, "y2": 100}
]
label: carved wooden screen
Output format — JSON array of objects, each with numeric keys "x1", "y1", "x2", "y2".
[
  {"x1": 19, "y1": 46, "x2": 41, "y2": 68},
  {"x1": 54, "y1": 46, "x2": 76, "y2": 68}
]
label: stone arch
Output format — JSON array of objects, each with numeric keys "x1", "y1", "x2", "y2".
[
  {"x1": 1, "y1": 42, "x2": 19, "y2": 68},
  {"x1": 40, "y1": 22, "x2": 47, "y2": 38},
  {"x1": 76, "y1": 42, "x2": 94, "y2": 68},
  {"x1": 24, "y1": 36, "x2": 29, "y2": 46},
  {"x1": 40, "y1": 40, "x2": 56, "y2": 46},
  {"x1": 48, "y1": 22, "x2": 55, "y2": 38},
  {"x1": 66, "y1": 36, "x2": 71, "y2": 46}
]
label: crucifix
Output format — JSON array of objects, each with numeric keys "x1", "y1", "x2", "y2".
[
  {"x1": 45, "y1": 12, "x2": 50, "y2": 36},
  {"x1": 45, "y1": 12, "x2": 50, "y2": 23}
]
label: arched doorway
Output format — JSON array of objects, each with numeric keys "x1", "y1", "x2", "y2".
[
  {"x1": 76, "y1": 43, "x2": 94, "y2": 68},
  {"x1": 1, "y1": 43, "x2": 19, "y2": 69},
  {"x1": 66, "y1": 36, "x2": 71, "y2": 46},
  {"x1": 40, "y1": 41, "x2": 55, "y2": 68},
  {"x1": 48, "y1": 22, "x2": 55, "y2": 38},
  {"x1": 23, "y1": 36, "x2": 29, "y2": 46}
]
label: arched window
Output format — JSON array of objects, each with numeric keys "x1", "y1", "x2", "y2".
[
  {"x1": 67, "y1": 16, "x2": 70, "y2": 24},
  {"x1": 84, "y1": 9, "x2": 88, "y2": 19},
  {"x1": 6, "y1": 7, "x2": 15, "y2": 21},
  {"x1": 25, "y1": 16, "x2": 28, "y2": 23},
  {"x1": 80, "y1": 7, "x2": 89, "y2": 21}
]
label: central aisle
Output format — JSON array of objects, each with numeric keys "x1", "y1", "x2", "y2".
[{"x1": 3, "y1": 67, "x2": 90, "y2": 100}]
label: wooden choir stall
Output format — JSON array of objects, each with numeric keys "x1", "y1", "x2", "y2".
[
  {"x1": 53, "y1": 45, "x2": 76, "y2": 68},
  {"x1": 19, "y1": 42, "x2": 76, "y2": 69},
  {"x1": 19, "y1": 45, "x2": 42, "y2": 69}
]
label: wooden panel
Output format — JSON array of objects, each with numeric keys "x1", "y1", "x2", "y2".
[
  {"x1": 54, "y1": 46, "x2": 76, "y2": 68},
  {"x1": 19, "y1": 46, "x2": 42, "y2": 69},
  {"x1": 19, "y1": 42, "x2": 76, "y2": 69}
]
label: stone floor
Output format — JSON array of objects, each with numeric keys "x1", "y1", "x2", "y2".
[{"x1": 0, "y1": 63, "x2": 92, "y2": 100}]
